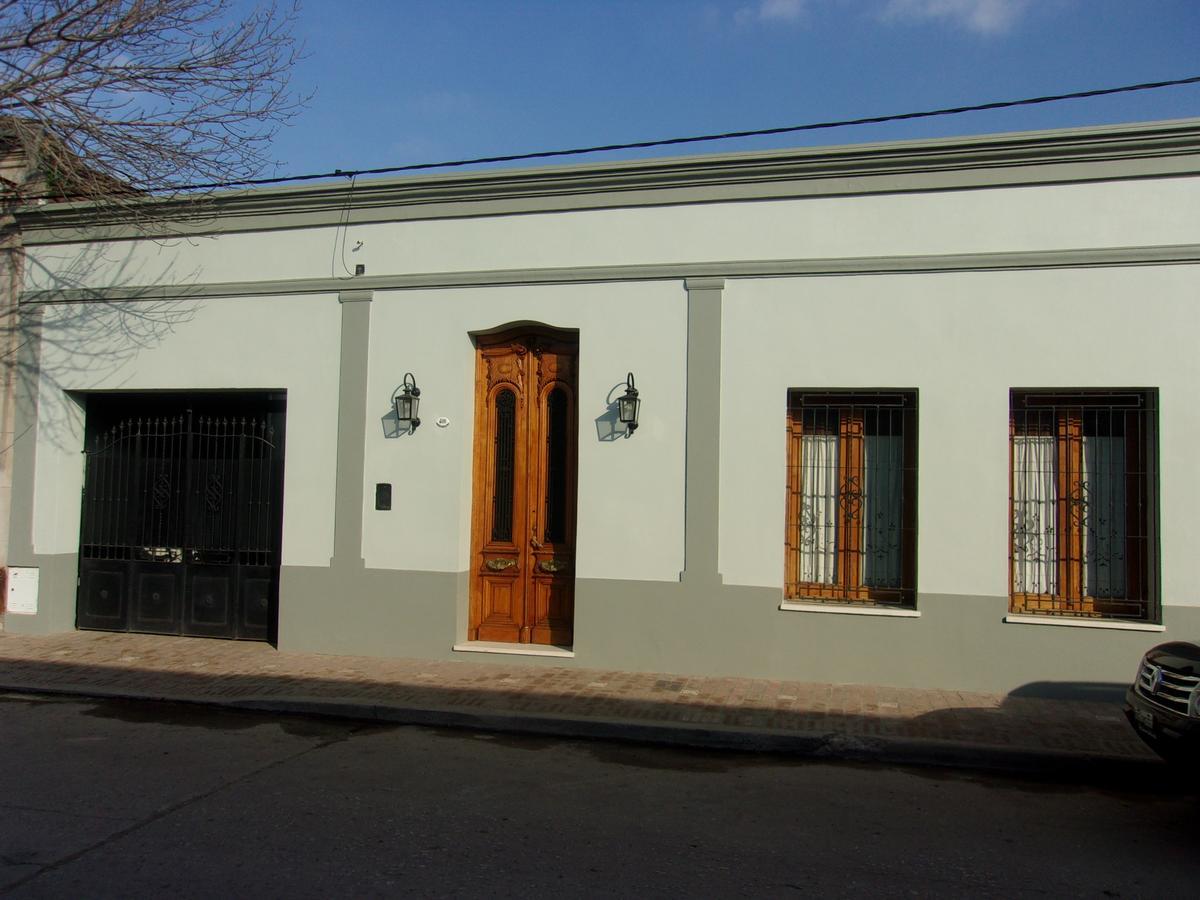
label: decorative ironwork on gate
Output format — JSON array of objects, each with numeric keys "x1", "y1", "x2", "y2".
[
  {"x1": 77, "y1": 397, "x2": 285, "y2": 641},
  {"x1": 82, "y1": 413, "x2": 279, "y2": 567}
]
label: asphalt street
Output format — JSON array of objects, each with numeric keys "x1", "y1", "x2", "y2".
[{"x1": 1, "y1": 692, "x2": 1196, "y2": 898}]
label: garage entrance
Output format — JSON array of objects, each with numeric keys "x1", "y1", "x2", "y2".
[{"x1": 76, "y1": 392, "x2": 286, "y2": 641}]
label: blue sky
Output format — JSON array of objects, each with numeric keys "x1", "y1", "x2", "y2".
[{"x1": 268, "y1": 0, "x2": 1200, "y2": 180}]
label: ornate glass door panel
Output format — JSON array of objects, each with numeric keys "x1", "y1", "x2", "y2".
[
  {"x1": 470, "y1": 330, "x2": 577, "y2": 645},
  {"x1": 471, "y1": 345, "x2": 529, "y2": 643}
]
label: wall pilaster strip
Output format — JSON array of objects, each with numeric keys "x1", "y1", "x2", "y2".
[
  {"x1": 331, "y1": 289, "x2": 373, "y2": 568},
  {"x1": 5, "y1": 304, "x2": 42, "y2": 567},
  {"x1": 680, "y1": 278, "x2": 724, "y2": 586}
]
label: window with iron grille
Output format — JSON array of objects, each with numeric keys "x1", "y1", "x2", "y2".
[
  {"x1": 1009, "y1": 389, "x2": 1157, "y2": 622},
  {"x1": 785, "y1": 391, "x2": 917, "y2": 607}
]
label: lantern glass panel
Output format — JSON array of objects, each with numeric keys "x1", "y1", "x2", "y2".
[
  {"x1": 395, "y1": 393, "x2": 416, "y2": 422},
  {"x1": 619, "y1": 396, "x2": 637, "y2": 424}
]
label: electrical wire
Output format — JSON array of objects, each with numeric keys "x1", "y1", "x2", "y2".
[
  {"x1": 333, "y1": 173, "x2": 359, "y2": 278},
  {"x1": 27, "y1": 73, "x2": 1200, "y2": 198},
  {"x1": 181, "y1": 73, "x2": 1200, "y2": 192}
]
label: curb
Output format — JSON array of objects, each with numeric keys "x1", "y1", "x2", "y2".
[{"x1": 0, "y1": 679, "x2": 1166, "y2": 783}]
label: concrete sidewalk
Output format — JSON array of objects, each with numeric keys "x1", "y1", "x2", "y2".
[{"x1": 0, "y1": 630, "x2": 1160, "y2": 776}]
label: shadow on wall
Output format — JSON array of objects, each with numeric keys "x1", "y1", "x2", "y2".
[
  {"x1": 6, "y1": 242, "x2": 203, "y2": 452},
  {"x1": 594, "y1": 379, "x2": 635, "y2": 442},
  {"x1": 380, "y1": 407, "x2": 415, "y2": 439}
]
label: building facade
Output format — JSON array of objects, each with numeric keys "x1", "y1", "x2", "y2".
[{"x1": 5, "y1": 118, "x2": 1200, "y2": 693}]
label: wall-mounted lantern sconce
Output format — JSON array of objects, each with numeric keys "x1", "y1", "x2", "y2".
[
  {"x1": 393, "y1": 373, "x2": 421, "y2": 431},
  {"x1": 618, "y1": 372, "x2": 640, "y2": 434}
]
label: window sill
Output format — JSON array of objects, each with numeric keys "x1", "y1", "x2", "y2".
[
  {"x1": 452, "y1": 641, "x2": 575, "y2": 658},
  {"x1": 779, "y1": 600, "x2": 920, "y2": 618},
  {"x1": 1004, "y1": 614, "x2": 1165, "y2": 633}
]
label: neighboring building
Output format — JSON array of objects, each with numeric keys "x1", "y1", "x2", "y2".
[
  {"x1": 0, "y1": 127, "x2": 51, "y2": 612},
  {"x1": 0, "y1": 120, "x2": 123, "y2": 622},
  {"x1": 5, "y1": 118, "x2": 1200, "y2": 693},
  {"x1": 0, "y1": 151, "x2": 25, "y2": 604}
]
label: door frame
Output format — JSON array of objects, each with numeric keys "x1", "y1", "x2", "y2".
[{"x1": 467, "y1": 325, "x2": 578, "y2": 645}]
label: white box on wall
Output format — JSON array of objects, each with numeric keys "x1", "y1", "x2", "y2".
[{"x1": 6, "y1": 567, "x2": 39, "y2": 615}]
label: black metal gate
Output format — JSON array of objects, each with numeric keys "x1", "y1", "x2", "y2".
[{"x1": 77, "y1": 393, "x2": 285, "y2": 641}]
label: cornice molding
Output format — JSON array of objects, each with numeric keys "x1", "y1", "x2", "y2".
[
  {"x1": 22, "y1": 243, "x2": 1200, "y2": 305},
  {"x1": 17, "y1": 118, "x2": 1200, "y2": 244}
]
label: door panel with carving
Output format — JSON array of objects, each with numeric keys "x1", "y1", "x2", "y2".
[{"x1": 470, "y1": 330, "x2": 577, "y2": 645}]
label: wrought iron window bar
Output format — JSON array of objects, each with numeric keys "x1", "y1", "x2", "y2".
[
  {"x1": 1009, "y1": 389, "x2": 1157, "y2": 623},
  {"x1": 785, "y1": 390, "x2": 918, "y2": 609}
]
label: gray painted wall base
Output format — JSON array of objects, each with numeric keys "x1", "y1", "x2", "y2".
[
  {"x1": 575, "y1": 581, "x2": 1199, "y2": 695},
  {"x1": 1, "y1": 552, "x2": 77, "y2": 634},
  {"x1": 6, "y1": 560, "x2": 1199, "y2": 695},
  {"x1": 277, "y1": 565, "x2": 466, "y2": 658},
  {"x1": 274, "y1": 567, "x2": 1200, "y2": 695}
]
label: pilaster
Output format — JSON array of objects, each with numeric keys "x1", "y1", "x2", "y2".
[{"x1": 680, "y1": 277, "x2": 724, "y2": 586}]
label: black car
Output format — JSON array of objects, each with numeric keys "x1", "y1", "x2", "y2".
[{"x1": 1125, "y1": 641, "x2": 1200, "y2": 761}]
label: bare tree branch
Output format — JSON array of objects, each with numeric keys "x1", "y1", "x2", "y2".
[{"x1": 0, "y1": 0, "x2": 306, "y2": 207}]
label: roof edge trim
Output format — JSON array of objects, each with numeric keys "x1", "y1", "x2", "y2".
[{"x1": 17, "y1": 117, "x2": 1200, "y2": 241}]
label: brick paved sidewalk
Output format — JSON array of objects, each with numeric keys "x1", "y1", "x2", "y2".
[{"x1": 0, "y1": 631, "x2": 1159, "y2": 772}]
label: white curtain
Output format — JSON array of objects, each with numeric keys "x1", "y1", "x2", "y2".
[
  {"x1": 862, "y1": 435, "x2": 903, "y2": 588},
  {"x1": 1082, "y1": 435, "x2": 1127, "y2": 598},
  {"x1": 799, "y1": 433, "x2": 839, "y2": 584},
  {"x1": 1012, "y1": 435, "x2": 1058, "y2": 594}
]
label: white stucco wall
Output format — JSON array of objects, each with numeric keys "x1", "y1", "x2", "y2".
[
  {"x1": 31, "y1": 294, "x2": 341, "y2": 567},
  {"x1": 18, "y1": 165, "x2": 1200, "y2": 612},
  {"x1": 24, "y1": 177, "x2": 1200, "y2": 292},
  {"x1": 359, "y1": 281, "x2": 687, "y2": 581},
  {"x1": 719, "y1": 265, "x2": 1200, "y2": 608}
]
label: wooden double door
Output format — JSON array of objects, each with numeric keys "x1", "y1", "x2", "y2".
[{"x1": 469, "y1": 329, "x2": 577, "y2": 645}]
